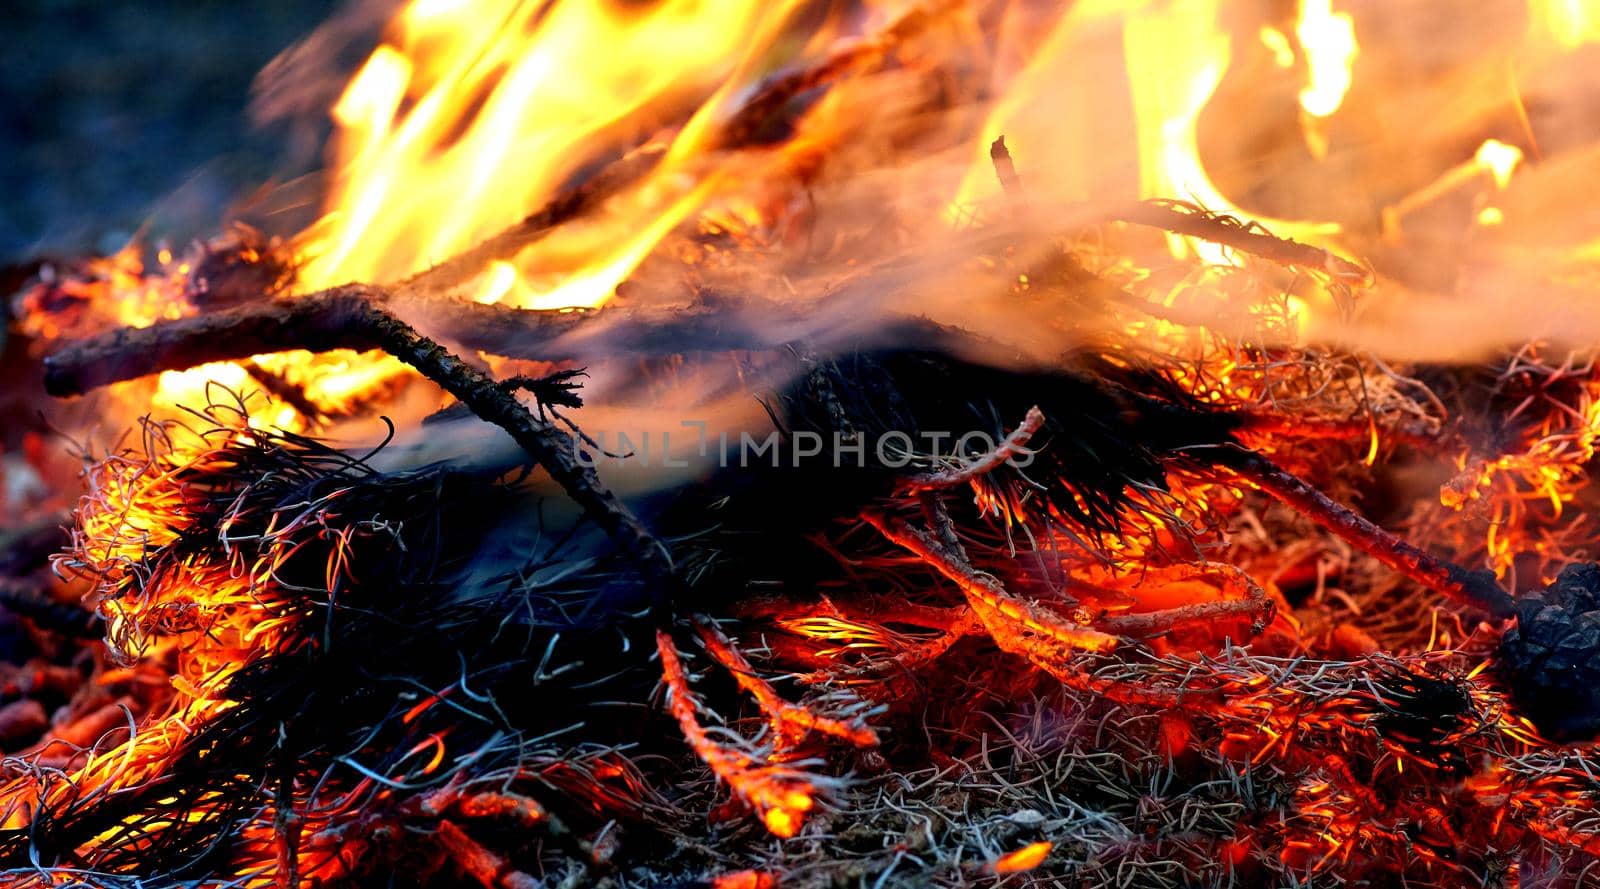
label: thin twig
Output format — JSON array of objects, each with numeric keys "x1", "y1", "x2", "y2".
[
  {"x1": 864, "y1": 513, "x2": 1118, "y2": 655},
  {"x1": 1211, "y1": 447, "x2": 1513, "y2": 618},
  {"x1": 655, "y1": 627, "x2": 820, "y2": 838},
  {"x1": 989, "y1": 136, "x2": 1026, "y2": 206},
  {"x1": 1110, "y1": 201, "x2": 1370, "y2": 282},
  {"x1": 693, "y1": 616, "x2": 879, "y2": 748},
  {"x1": 354, "y1": 301, "x2": 679, "y2": 590},
  {"x1": 905, "y1": 406, "x2": 1043, "y2": 490}
]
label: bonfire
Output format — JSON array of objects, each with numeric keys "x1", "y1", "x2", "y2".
[{"x1": 3, "y1": 0, "x2": 1600, "y2": 886}]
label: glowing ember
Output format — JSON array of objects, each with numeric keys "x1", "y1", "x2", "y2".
[
  {"x1": 1475, "y1": 137, "x2": 1525, "y2": 189},
  {"x1": 990, "y1": 840, "x2": 1053, "y2": 873}
]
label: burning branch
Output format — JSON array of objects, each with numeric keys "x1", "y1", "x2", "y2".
[
  {"x1": 692, "y1": 616, "x2": 879, "y2": 748},
  {"x1": 655, "y1": 628, "x2": 825, "y2": 838},
  {"x1": 864, "y1": 513, "x2": 1119, "y2": 656},
  {"x1": 423, "y1": 783, "x2": 601, "y2": 880},
  {"x1": 1092, "y1": 563, "x2": 1274, "y2": 637},
  {"x1": 989, "y1": 135, "x2": 1366, "y2": 281},
  {"x1": 354, "y1": 300, "x2": 679, "y2": 588},
  {"x1": 41, "y1": 287, "x2": 969, "y2": 398},
  {"x1": 717, "y1": 0, "x2": 962, "y2": 148},
  {"x1": 1212, "y1": 448, "x2": 1514, "y2": 618},
  {"x1": 48, "y1": 288, "x2": 679, "y2": 588},
  {"x1": 44, "y1": 285, "x2": 389, "y2": 397},
  {"x1": 1109, "y1": 201, "x2": 1370, "y2": 282},
  {"x1": 402, "y1": 145, "x2": 666, "y2": 298}
]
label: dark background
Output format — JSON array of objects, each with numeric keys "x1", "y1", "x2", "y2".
[{"x1": 0, "y1": 0, "x2": 351, "y2": 262}]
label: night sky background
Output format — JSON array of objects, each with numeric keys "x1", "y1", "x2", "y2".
[{"x1": 0, "y1": 1, "x2": 358, "y2": 262}]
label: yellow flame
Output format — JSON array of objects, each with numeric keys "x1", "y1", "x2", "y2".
[
  {"x1": 298, "y1": 0, "x2": 793, "y2": 308},
  {"x1": 1475, "y1": 138, "x2": 1524, "y2": 189},
  {"x1": 1125, "y1": 0, "x2": 1340, "y2": 262},
  {"x1": 473, "y1": 260, "x2": 517, "y2": 305},
  {"x1": 1295, "y1": 0, "x2": 1358, "y2": 118},
  {"x1": 1533, "y1": 0, "x2": 1600, "y2": 49},
  {"x1": 1260, "y1": 27, "x2": 1296, "y2": 69}
]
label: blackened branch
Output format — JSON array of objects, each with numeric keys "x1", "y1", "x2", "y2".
[
  {"x1": 1212, "y1": 447, "x2": 1513, "y2": 619},
  {"x1": 352, "y1": 301, "x2": 678, "y2": 588}
]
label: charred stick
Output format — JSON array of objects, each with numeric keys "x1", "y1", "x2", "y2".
[
  {"x1": 989, "y1": 136, "x2": 1026, "y2": 206},
  {"x1": 1109, "y1": 201, "x2": 1369, "y2": 281},
  {"x1": 47, "y1": 288, "x2": 679, "y2": 588},
  {"x1": 354, "y1": 303, "x2": 678, "y2": 589},
  {"x1": 43, "y1": 287, "x2": 964, "y2": 397},
  {"x1": 38, "y1": 286, "x2": 597, "y2": 396},
  {"x1": 44, "y1": 286, "x2": 384, "y2": 397},
  {"x1": 917, "y1": 489, "x2": 966, "y2": 557},
  {"x1": 1211, "y1": 447, "x2": 1513, "y2": 618}
]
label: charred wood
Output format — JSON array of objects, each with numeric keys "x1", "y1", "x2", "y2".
[
  {"x1": 41, "y1": 286, "x2": 967, "y2": 398},
  {"x1": 1211, "y1": 447, "x2": 1513, "y2": 618}
]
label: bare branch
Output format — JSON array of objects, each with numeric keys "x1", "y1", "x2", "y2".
[{"x1": 905, "y1": 406, "x2": 1044, "y2": 490}]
